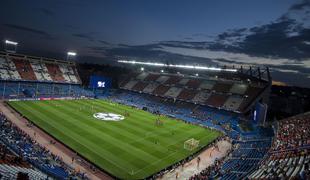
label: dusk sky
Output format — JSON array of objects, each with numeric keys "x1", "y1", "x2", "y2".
[
  {"x1": 0, "y1": 0, "x2": 296, "y2": 44},
  {"x1": 0, "y1": 0, "x2": 309, "y2": 87}
]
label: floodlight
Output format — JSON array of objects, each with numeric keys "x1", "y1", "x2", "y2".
[
  {"x1": 117, "y1": 60, "x2": 237, "y2": 72},
  {"x1": 67, "y1": 51, "x2": 77, "y2": 56},
  {"x1": 5, "y1": 40, "x2": 18, "y2": 45}
]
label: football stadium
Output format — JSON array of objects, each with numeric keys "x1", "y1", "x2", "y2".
[
  {"x1": 0, "y1": 1, "x2": 310, "y2": 180},
  {"x1": 0, "y1": 50, "x2": 306, "y2": 180}
]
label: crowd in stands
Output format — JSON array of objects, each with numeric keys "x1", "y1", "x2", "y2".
[
  {"x1": 0, "y1": 112, "x2": 88, "y2": 179},
  {"x1": 249, "y1": 112, "x2": 310, "y2": 179},
  {"x1": 272, "y1": 113, "x2": 310, "y2": 151},
  {"x1": 0, "y1": 143, "x2": 30, "y2": 168}
]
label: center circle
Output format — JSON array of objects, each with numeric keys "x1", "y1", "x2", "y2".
[{"x1": 93, "y1": 112, "x2": 125, "y2": 121}]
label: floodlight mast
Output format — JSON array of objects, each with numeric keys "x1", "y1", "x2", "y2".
[{"x1": 4, "y1": 39, "x2": 18, "y2": 53}]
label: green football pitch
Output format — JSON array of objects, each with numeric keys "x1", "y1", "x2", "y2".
[{"x1": 8, "y1": 99, "x2": 221, "y2": 179}]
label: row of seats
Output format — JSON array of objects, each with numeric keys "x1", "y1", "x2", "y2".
[
  {"x1": 128, "y1": 72, "x2": 254, "y2": 93},
  {"x1": 119, "y1": 72, "x2": 266, "y2": 112},
  {"x1": 0, "y1": 55, "x2": 80, "y2": 84},
  {"x1": 0, "y1": 81, "x2": 95, "y2": 99},
  {"x1": 248, "y1": 112, "x2": 310, "y2": 179},
  {"x1": 0, "y1": 164, "x2": 48, "y2": 180},
  {"x1": 0, "y1": 113, "x2": 87, "y2": 179},
  {"x1": 249, "y1": 153, "x2": 310, "y2": 179}
]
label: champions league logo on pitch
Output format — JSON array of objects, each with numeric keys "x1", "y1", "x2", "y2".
[{"x1": 93, "y1": 112, "x2": 124, "y2": 121}]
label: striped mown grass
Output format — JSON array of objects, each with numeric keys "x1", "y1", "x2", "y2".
[{"x1": 8, "y1": 99, "x2": 220, "y2": 179}]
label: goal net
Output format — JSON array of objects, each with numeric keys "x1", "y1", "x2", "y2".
[{"x1": 184, "y1": 138, "x2": 200, "y2": 151}]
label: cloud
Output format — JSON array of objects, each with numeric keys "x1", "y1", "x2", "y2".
[
  {"x1": 87, "y1": 46, "x2": 107, "y2": 51},
  {"x1": 289, "y1": 0, "x2": 310, "y2": 11},
  {"x1": 192, "y1": 33, "x2": 214, "y2": 38},
  {"x1": 98, "y1": 40, "x2": 110, "y2": 45},
  {"x1": 37, "y1": 8, "x2": 55, "y2": 16},
  {"x1": 270, "y1": 68, "x2": 300, "y2": 74},
  {"x1": 158, "y1": 45, "x2": 308, "y2": 68},
  {"x1": 183, "y1": 37, "x2": 193, "y2": 40},
  {"x1": 3, "y1": 23, "x2": 54, "y2": 39},
  {"x1": 72, "y1": 33, "x2": 94, "y2": 42},
  {"x1": 72, "y1": 32, "x2": 99, "y2": 42}
]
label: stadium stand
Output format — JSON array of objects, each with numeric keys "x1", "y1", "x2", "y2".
[
  {"x1": 123, "y1": 80, "x2": 138, "y2": 90},
  {"x1": 0, "y1": 52, "x2": 81, "y2": 84},
  {"x1": 164, "y1": 75, "x2": 181, "y2": 85},
  {"x1": 229, "y1": 83, "x2": 248, "y2": 95},
  {"x1": 144, "y1": 73, "x2": 160, "y2": 81},
  {"x1": 248, "y1": 112, "x2": 310, "y2": 179},
  {"x1": 222, "y1": 95, "x2": 243, "y2": 111},
  {"x1": 143, "y1": 83, "x2": 159, "y2": 94},
  {"x1": 178, "y1": 78, "x2": 190, "y2": 85},
  {"x1": 0, "y1": 112, "x2": 86, "y2": 179},
  {"x1": 12, "y1": 58, "x2": 37, "y2": 81},
  {"x1": 0, "y1": 81, "x2": 94, "y2": 99},
  {"x1": 177, "y1": 89, "x2": 198, "y2": 101},
  {"x1": 0, "y1": 57, "x2": 19, "y2": 80},
  {"x1": 131, "y1": 81, "x2": 148, "y2": 92},
  {"x1": 45, "y1": 63, "x2": 65, "y2": 82},
  {"x1": 192, "y1": 90, "x2": 211, "y2": 104},
  {"x1": 186, "y1": 79, "x2": 201, "y2": 89},
  {"x1": 119, "y1": 70, "x2": 270, "y2": 113},
  {"x1": 199, "y1": 80, "x2": 215, "y2": 90},
  {"x1": 136, "y1": 72, "x2": 148, "y2": 80},
  {"x1": 30, "y1": 61, "x2": 53, "y2": 81},
  {"x1": 206, "y1": 93, "x2": 228, "y2": 108},
  {"x1": 153, "y1": 84, "x2": 171, "y2": 96},
  {"x1": 0, "y1": 52, "x2": 93, "y2": 100},
  {"x1": 164, "y1": 87, "x2": 182, "y2": 98},
  {"x1": 212, "y1": 82, "x2": 233, "y2": 94},
  {"x1": 155, "y1": 75, "x2": 169, "y2": 83},
  {"x1": 0, "y1": 164, "x2": 47, "y2": 180}
]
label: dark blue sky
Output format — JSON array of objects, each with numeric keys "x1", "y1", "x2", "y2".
[{"x1": 0, "y1": 0, "x2": 295, "y2": 45}]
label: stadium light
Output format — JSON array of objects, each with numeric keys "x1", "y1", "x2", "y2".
[
  {"x1": 67, "y1": 51, "x2": 77, "y2": 56},
  {"x1": 118, "y1": 60, "x2": 237, "y2": 72},
  {"x1": 5, "y1": 40, "x2": 18, "y2": 45},
  {"x1": 4, "y1": 39, "x2": 18, "y2": 53},
  {"x1": 67, "y1": 51, "x2": 77, "y2": 61}
]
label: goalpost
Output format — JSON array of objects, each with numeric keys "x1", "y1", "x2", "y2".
[{"x1": 184, "y1": 138, "x2": 200, "y2": 151}]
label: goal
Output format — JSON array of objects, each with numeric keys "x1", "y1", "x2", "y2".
[{"x1": 184, "y1": 138, "x2": 200, "y2": 151}]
